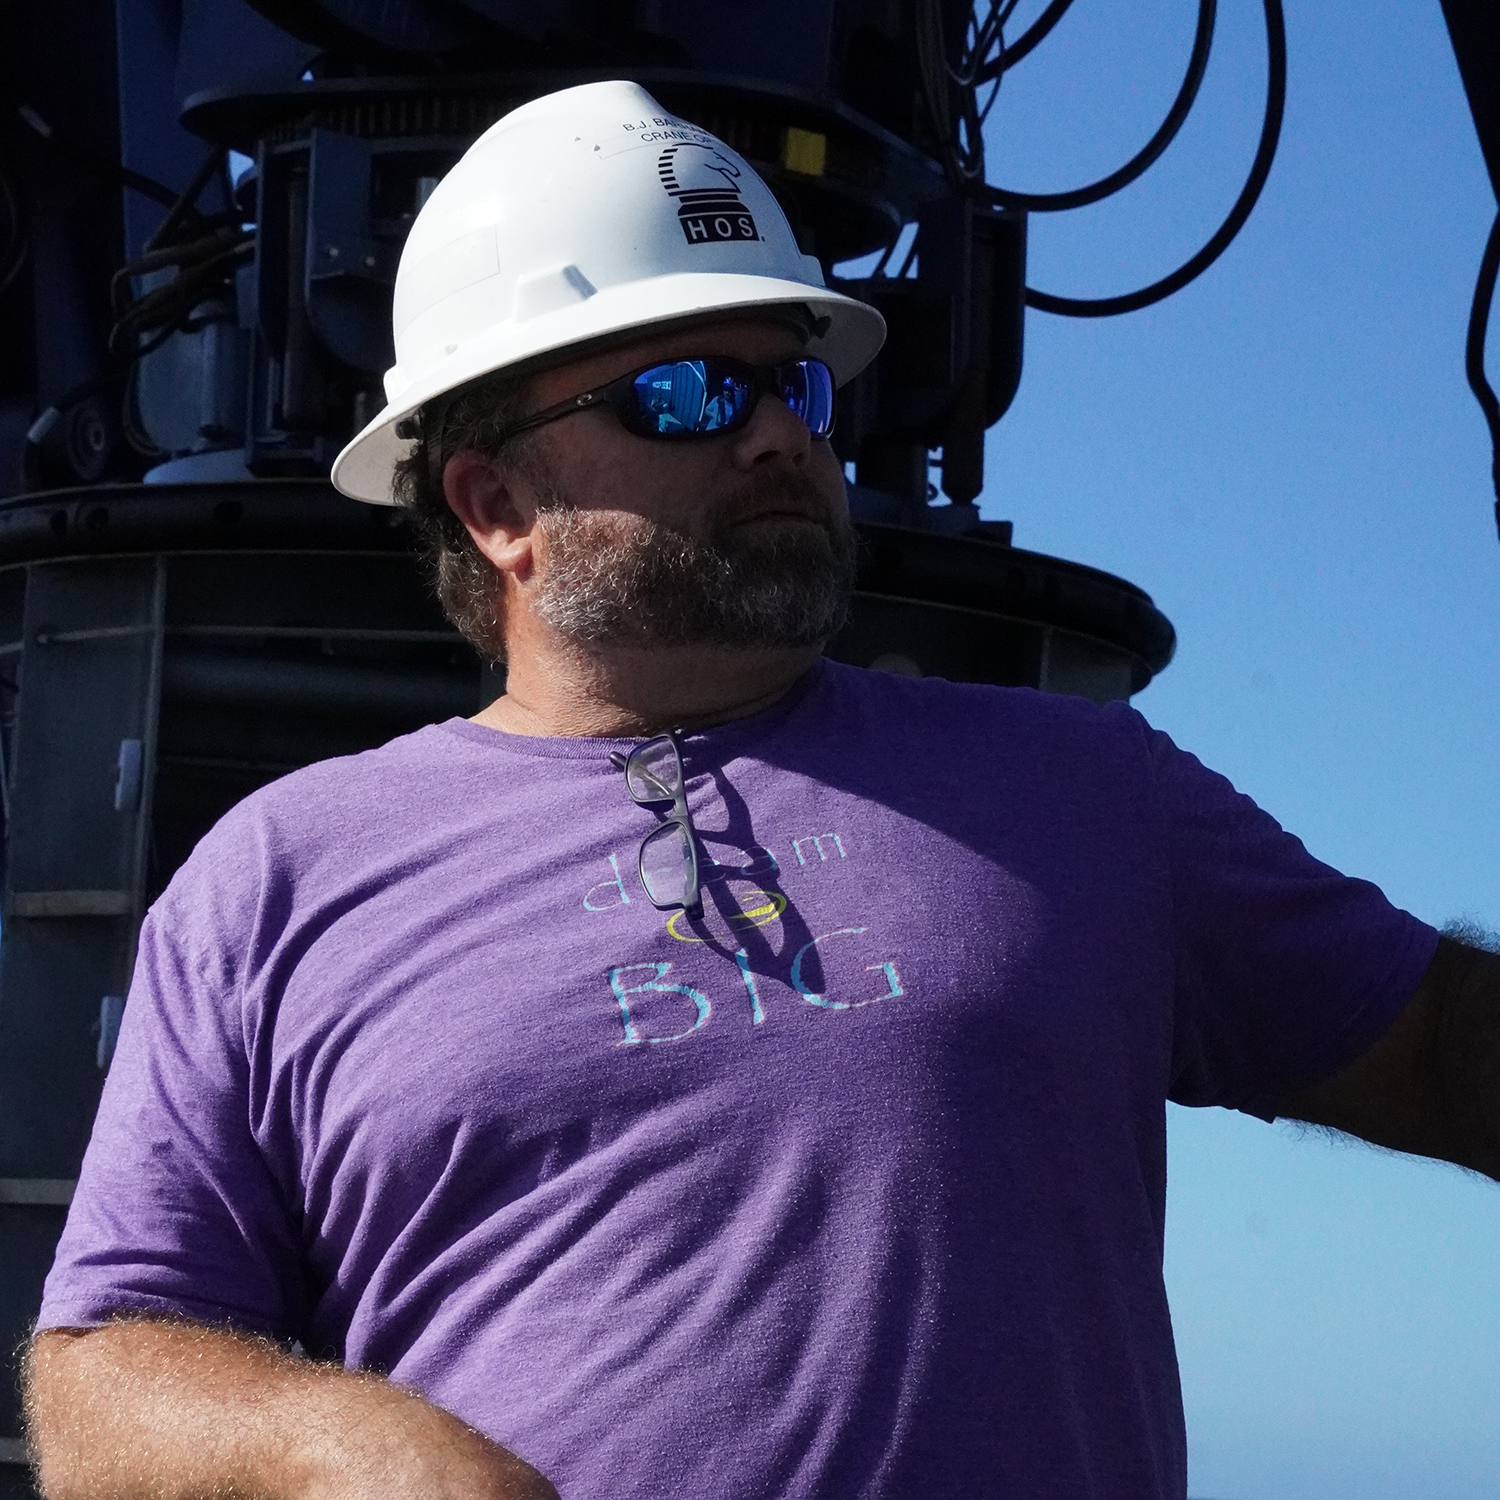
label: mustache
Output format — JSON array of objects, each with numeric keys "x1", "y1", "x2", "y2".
[
  {"x1": 533, "y1": 467, "x2": 842, "y2": 535},
  {"x1": 709, "y1": 468, "x2": 841, "y2": 533}
]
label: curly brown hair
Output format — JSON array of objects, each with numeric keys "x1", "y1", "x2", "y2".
[{"x1": 391, "y1": 368, "x2": 539, "y2": 663}]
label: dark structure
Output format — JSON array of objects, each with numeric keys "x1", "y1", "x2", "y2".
[{"x1": 0, "y1": 2, "x2": 1492, "y2": 1490}]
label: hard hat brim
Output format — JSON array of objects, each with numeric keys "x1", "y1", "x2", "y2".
[{"x1": 330, "y1": 273, "x2": 886, "y2": 506}]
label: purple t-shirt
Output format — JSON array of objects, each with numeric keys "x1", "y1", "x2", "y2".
[{"x1": 40, "y1": 660, "x2": 1436, "y2": 1498}]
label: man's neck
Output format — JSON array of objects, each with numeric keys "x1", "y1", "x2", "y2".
[{"x1": 472, "y1": 635, "x2": 822, "y2": 738}]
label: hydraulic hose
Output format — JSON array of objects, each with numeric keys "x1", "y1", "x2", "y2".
[{"x1": 1025, "y1": 0, "x2": 1286, "y2": 319}]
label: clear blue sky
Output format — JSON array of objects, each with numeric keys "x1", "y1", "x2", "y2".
[{"x1": 972, "y1": 1, "x2": 1499, "y2": 1495}]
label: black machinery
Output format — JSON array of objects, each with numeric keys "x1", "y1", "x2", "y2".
[{"x1": 0, "y1": 2, "x2": 1497, "y2": 1489}]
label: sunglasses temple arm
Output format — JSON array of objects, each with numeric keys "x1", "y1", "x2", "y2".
[{"x1": 497, "y1": 382, "x2": 617, "y2": 445}]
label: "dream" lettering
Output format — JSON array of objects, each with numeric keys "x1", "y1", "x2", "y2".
[{"x1": 790, "y1": 832, "x2": 845, "y2": 866}]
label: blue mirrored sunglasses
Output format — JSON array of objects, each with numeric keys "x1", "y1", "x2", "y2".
[{"x1": 500, "y1": 356, "x2": 836, "y2": 445}]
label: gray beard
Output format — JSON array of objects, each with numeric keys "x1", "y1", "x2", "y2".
[{"x1": 531, "y1": 472, "x2": 858, "y2": 650}]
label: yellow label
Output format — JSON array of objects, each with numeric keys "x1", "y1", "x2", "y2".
[{"x1": 781, "y1": 128, "x2": 827, "y2": 178}]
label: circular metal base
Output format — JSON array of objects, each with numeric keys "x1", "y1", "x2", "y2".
[{"x1": 0, "y1": 480, "x2": 1173, "y2": 710}]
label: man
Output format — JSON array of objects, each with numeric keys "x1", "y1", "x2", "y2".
[{"x1": 25, "y1": 80, "x2": 1499, "y2": 1500}]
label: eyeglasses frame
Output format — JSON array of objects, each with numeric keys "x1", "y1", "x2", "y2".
[{"x1": 609, "y1": 730, "x2": 703, "y2": 916}]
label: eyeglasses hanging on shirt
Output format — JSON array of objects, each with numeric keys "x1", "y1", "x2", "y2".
[{"x1": 609, "y1": 731, "x2": 703, "y2": 915}]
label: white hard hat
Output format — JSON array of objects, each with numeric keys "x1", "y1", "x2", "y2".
[{"x1": 331, "y1": 79, "x2": 888, "y2": 505}]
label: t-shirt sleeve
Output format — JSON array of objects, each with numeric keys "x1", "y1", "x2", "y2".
[
  {"x1": 37, "y1": 816, "x2": 307, "y2": 1338},
  {"x1": 1144, "y1": 724, "x2": 1440, "y2": 1118}
]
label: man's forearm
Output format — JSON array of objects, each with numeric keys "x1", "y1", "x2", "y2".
[
  {"x1": 25, "y1": 1319, "x2": 557, "y2": 1500},
  {"x1": 1278, "y1": 934, "x2": 1500, "y2": 1182},
  {"x1": 1429, "y1": 935, "x2": 1500, "y2": 1179}
]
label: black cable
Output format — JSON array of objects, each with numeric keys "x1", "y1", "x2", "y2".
[
  {"x1": 954, "y1": 0, "x2": 1010, "y2": 174},
  {"x1": 1025, "y1": 0, "x2": 1285, "y2": 319},
  {"x1": 112, "y1": 322, "x2": 181, "y2": 364},
  {"x1": 107, "y1": 148, "x2": 248, "y2": 363},
  {"x1": 977, "y1": 0, "x2": 1075, "y2": 81},
  {"x1": 108, "y1": 238, "x2": 252, "y2": 357},
  {"x1": 1464, "y1": 209, "x2": 1500, "y2": 541},
  {"x1": 145, "y1": 146, "x2": 225, "y2": 253},
  {"x1": 119, "y1": 167, "x2": 182, "y2": 211},
  {"x1": 987, "y1": 0, "x2": 1216, "y2": 213},
  {"x1": 978, "y1": 34, "x2": 1006, "y2": 127},
  {"x1": 916, "y1": 0, "x2": 970, "y2": 182},
  {"x1": 920, "y1": 0, "x2": 1022, "y2": 185},
  {"x1": 953, "y1": 0, "x2": 1013, "y2": 87},
  {"x1": 110, "y1": 226, "x2": 249, "y2": 314}
]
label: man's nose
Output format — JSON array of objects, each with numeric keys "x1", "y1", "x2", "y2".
[{"x1": 729, "y1": 389, "x2": 814, "y2": 468}]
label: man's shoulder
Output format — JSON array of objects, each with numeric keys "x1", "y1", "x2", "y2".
[
  {"x1": 162, "y1": 719, "x2": 475, "y2": 906},
  {"x1": 813, "y1": 658, "x2": 1147, "y2": 753},
  {"x1": 232, "y1": 717, "x2": 467, "y2": 821}
]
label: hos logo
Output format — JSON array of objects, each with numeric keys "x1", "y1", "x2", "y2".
[{"x1": 657, "y1": 143, "x2": 759, "y2": 245}]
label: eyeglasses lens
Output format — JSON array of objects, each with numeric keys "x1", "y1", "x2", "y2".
[
  {"x1": 639, "y1": 822, "x2": 696, "y2": 907},
  {"x1": 625, "y1": 738, "x2": 682, "y2": 803}
]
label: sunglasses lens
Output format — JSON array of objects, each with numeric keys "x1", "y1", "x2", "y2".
[
  {"x1": 779, "y1": 360, "x2": 835, "y2": 436},
  {"x1": 632, "y1": 361, "x2": 751, "y2": 436},
  {"x1": 626, "y1": 359, "x2": 833, "y2": 439}
]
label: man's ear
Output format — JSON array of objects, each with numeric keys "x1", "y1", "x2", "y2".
[{"x1": 442, "y1": 449, "x2": 536, "y2": 584}]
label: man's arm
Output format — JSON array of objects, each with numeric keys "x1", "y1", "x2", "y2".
[
  {"x1": 1274, "y1": 932, "x2": 1500, "y2": 1181},
  {"x1": 25, "y1": 1319, "x2": 558, "y2": 1500}
]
